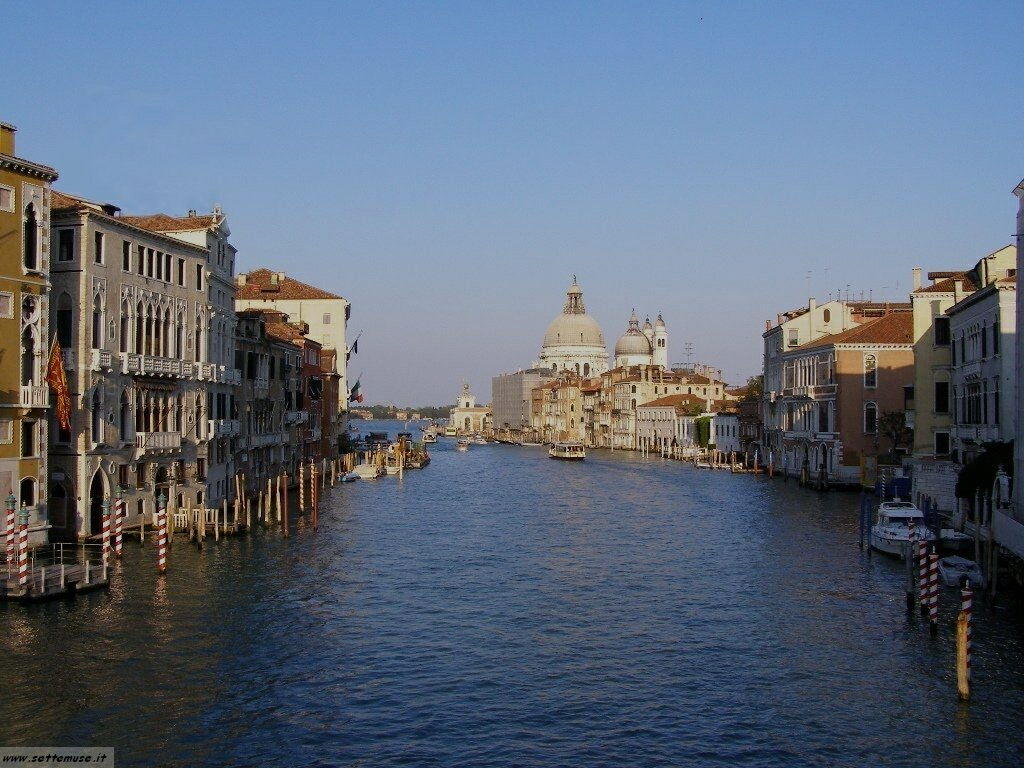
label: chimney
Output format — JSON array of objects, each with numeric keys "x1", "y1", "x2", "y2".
[
  {"x1": 0, "y1": 121, "x2": 15, "y2": 155},
  {"x1": 808, "y1": 297, "x2": 817, "y2": 312},
  {"x1": 953, "y1": 280, "x2": 963, "y2": 302},
  {"x1": 236, "y1": 274, "x2": 247, "y2": 286},
  {"x1": 912, "y1": 267, "x2": 922, "y2": 291},
  {"x1": 187, "y1": 209, "x2": 197, "y2": 217}
]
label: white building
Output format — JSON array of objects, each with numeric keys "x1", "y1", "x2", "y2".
[
  {"x1": 635, "y1": 393, "x2": 702, "y2": 457},
  {"x1": 947, "y1": 276, "x2": 1017, "y2": 465},
  {"x1": 711, "y1": 412, "x2": 740, "y2": 455},
  {"x1": 537, "y1": 279, "x2": 609, "y2": 377},
  {"x1": 614, "y1": 311, "x2": 668, "y2": 369},
  {"x1": 236, "y1": 269, "x2": 349, "y2": 414}
]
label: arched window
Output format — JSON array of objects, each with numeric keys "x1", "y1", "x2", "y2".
[
  {"x1": 20, "y1": 477, "x2": 37, "y2": 508},
  {"x1": 194, "y1": 316, "x2": 203, "y2": 362},
  {"x1": 119, "y1": 390, "x2": 131, "y2": 439},
  {"x1": 91, "y1": 295, "x2": 103, "y2": 350},
  {"x1": 21, "y1": 326, "x2": 36, "y2": 386},
  {"x1": 91, "y1": 388, "x2": 103, "y2": 444},
  {"x1": 176, "y1": 313, "x2": 185, "y2": 358},
  {"x1": 57, "y1": 293, "x2": 73, "y2": 348},
  {"x1": 823, "y1": 308, "x2": 831, "y2": 323},
  {"x1": 863, "y1": 354, "x2": 877, "y2": 389},
  {"x1": 162, "y1": 307, "x2": 171, "y2": 357},
  {"x1": 575, "y1": 363, "x2": 580, "y2": 374},
  {"x1": 864, "y1": 401, "x2": 877, "y2": 435},
  {"x1": 116, "y1": 300, "x2": 128, "y2": 353},
  {"x1": 584, "y1": 363, "x2": 590, "y2": 376},
  {"x1": 23, "y1": 204, "x2": 37, "y2": 270},
  {"x1": 135, "y1": 301, "x2": 144, "y2": 354}
]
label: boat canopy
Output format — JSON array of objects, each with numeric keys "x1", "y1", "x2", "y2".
[{"x1": 879, "y1": 502, "x2": 925, "y2": 519}]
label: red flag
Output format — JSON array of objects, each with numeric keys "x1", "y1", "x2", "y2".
[{"x1": 46, "y1": 338, "x2": 71, "y2": 431}]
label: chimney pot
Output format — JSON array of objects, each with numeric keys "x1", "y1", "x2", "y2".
[
  {"x1": 0, "y1": 121, "x2": 16, "y2": 155},
  {"x1": 912, "y1": 267, "x2": 922, "y2": 291}
]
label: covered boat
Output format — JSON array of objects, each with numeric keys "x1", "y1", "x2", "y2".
[{"x1": 870, "y1": 501, "x2": 936, "y2": 556}]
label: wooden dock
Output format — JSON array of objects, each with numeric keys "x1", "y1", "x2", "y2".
[{"x1": 0, "y1": 544, "x2": 109, "y2": 602}]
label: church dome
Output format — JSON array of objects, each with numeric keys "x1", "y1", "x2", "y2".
[
  {"x1": 542, "y1": 280, "x2": 606, "y2": 348},
  {"x1": 615, "y1": 310, "x2": 653, "y2": 356}
]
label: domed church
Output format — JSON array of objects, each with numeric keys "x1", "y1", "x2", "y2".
[
  {"x1": 614, "y1": 311, "x2": 668, "y2": 368},
  {"x1": 537, "y1": 278, "x2": 609, "y2": 377}
]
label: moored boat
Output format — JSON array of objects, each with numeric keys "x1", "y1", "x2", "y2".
[
  {"x1": 352, "y1": 463, "x2": 385, "y2": 479},
  {"x1": 457, "y1": 438, "x2": 470, "y2": 452},
  {"x1": 341, "y1": 471, "x2": 360, "y2": 482},
  {"x1": 423, "y1": 428, "x2": 438, "y2": 443},
  {"x1": 549, "y1": 442, "x2": 585, "y2": 460},
  {"x1": 938, "y1": 555, "x2": 985, "y2": 588},
  {"x1": 870, "y1": 501, "x2": 936, "y2": 556}
]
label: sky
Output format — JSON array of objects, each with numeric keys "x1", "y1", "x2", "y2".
[{"x1": 7, "y1": 2, "x2": 1023, "y2": 404}]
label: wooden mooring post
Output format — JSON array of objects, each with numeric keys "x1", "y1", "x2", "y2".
[
  {"x1": 957, "y1": 582, "x2": 972, "y2": 701},
  {"x1": 282, "y1": 472, "x2": 290, "y2": 538}
]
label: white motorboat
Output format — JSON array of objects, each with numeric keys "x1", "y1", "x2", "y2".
[
  {"x1": 870, "y1": 501, "x2": 936, "y2": 556},
  {"x1": 471, "y1": 434, "x2": 487, "y2": 445},
  {"x1": 938, "y1": 556, "x2": 985, "y2": 588},
  {"x1": 444, "y1": 426, "x2": 458, "y2": 437},
  {"x1": 456, "y1": 438, "x2": 470, "y2": 452},
  {"x1": 341, "y1": 471, "x2": 360, "y2": 483},
  {"x1": 352, "y1": 463, "x2": 384, "y2": 480},
  {"x1": 423, "y1": 429, "x2": 438, "y2": 443},
  {"x1": 549, "y1": 442, "x2": 585, "y2": 460}
]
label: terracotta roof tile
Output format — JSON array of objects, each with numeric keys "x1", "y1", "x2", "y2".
[
  {"x1": 796, "y1": 311, "x2": 913, "y2": 350},
  {"x1": 51, "y1": 190, "x2": 88, "y2": 212},
  {"x1": 638, "y1": 394, "x2": 705, "y2": 408},
  {"x1": 120, "y1": 212, "x2": 218, "y2": 232},
  {"x1": 915, "y1": 272, "x2": 977, "y2": 294},
  {"x1": 238, "y1": 268, "x2": 342, "y2": 301}
]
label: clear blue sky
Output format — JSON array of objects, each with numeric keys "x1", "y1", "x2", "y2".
[{"x1": 8, "y1": 2, "x2": 1022, "y2": 404}]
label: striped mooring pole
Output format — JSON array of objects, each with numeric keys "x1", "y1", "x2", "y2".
[
  {"x1": 101, "y1": 499, "x2": 111, "y2": 567},
  {"x1": 115, "y1": 488, "x2": 124, "y2": 559},
  {"x1": 5, "y1": 493, "x2": 15, "y2": 576},
  {"x1": 928, "y1": 546, "x2": 939, "y2": 636},
  {"x1": 17, "y1": 507, "x2": 29, "y2": 590},
  {"x1": 299, "y1": 462, "x2": 306, "y2": 512},
  {"x1": 957, "y1": 581, "x2": 973, "y2": 700},
  {"x1": 157, "y1": 492, "x2": 168, "y2": 575},
  {"x1": 918, "y1": 535, "x2": 928, "y2": 616}
]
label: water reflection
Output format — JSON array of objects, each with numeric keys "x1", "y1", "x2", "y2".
[{"x1": 1, "y1": 423, "x2": 1022, "y2": 767}]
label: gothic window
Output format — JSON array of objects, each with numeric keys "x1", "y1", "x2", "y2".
[
  {"x1": 119, "y1": 390, "x2": 131, "y2": 440},
  {"x1": 57, "y1": 292, "x2": 73, "y2": 348},
  {"x1": 135, "y1": 302, "x2": 144, "y2": 354},
  {"x1": 21, "y1": 326, "x2": 36, "y2": 386},
  {"x1": 23, "y1": 204, "x2": 38, "y2": 271},
  {"x1": 120, "y1": 300, "x2": 131, "y2": 353},
  {"x1": 176, "y1": 313, "x2": 185, "y2": 358},
  {"x1": 863, "y1": 354, "x2": 877, "y2": 389},
  {"x1": 91, "y1": 295, "x2": 103, "y2": 349},
  {"x1": 91, "y1": 388, "x2": 103, "y2": 444},
  {"x1": 20, "y1": 476, "x2": 37, "y2": 508},
  {"x1": 863, "y1": 402, "x2": 877, "y2": 435}
]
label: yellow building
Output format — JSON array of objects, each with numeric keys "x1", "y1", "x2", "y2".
[{"x1": 0, "y1": 121, "x2": 58, "y2": 544}]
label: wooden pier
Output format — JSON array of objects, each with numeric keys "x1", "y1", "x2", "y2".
[{"x1": 1, "y1": 543, "x2": 109, "y2": 602}]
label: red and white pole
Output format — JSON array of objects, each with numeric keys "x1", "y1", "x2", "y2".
[
  {"x1": 928, "y1": 546, "x2": 939, "y2": 636},
  {"x1": 961, "y1": 581, "x2": 972, "y2": 681},
  {"x1": 115, "y1": 496, "x2": 124, "y2": 559},
  {"x1": 157, "y1": 493, "x2": 168, "y2": 575},
  {"x1": 17, "y1": 508, "x2": 29, "y2": 590},
  {"x1": 918, "y1": 535, "x2": 928, "y2": 616},
  {"x1": 101, "y1": 500, "x2": 111, "y2": 567},
  {"x1": 5, "y1": 494, "x2": 15, "y2": 576}
]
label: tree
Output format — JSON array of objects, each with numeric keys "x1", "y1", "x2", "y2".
[
  {"x1": 878, "y1": 410, "x2": 912, "y2": 456},
  {"x1": 744, "y1": 375, "x2": 764, "y2": 401}
]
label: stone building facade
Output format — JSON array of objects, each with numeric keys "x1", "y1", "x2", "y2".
[
  {"x1": 49, "y1": 191, "x2": 227, "y2": 537},
  {"x1": 0, "y1": 121, "x2": 58, "y2": 544}
]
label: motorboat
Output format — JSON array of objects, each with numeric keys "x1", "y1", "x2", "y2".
[
  {"x1": 456, "y1": 438, "x2": 470, "y2": 452},
  {"x1": 471, "y1": 434, "x2": 487, "y2": 445},
  {"x1": 938, "y1": 555, "x2": 985, "y2": 588},
  {"x1": 352, "y1": 463, "x2": 385, "y2": 480},
  {"x1": 870, "y1": 501, "x2": 936, "y2": 556},
  {"x1": 444, "y1": 426, "x2": 458, "y2": 437},
  {"x1": 549, "y1": 442, "x2": 586, "y2": 460},
  {"x1": 341, "y1": 471, "x2": 360, "y2": 483},
  {"x1": 423, "y1": 429, "x2": 438, "y2": 443}
]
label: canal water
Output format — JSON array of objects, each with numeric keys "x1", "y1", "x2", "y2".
[{"x1": 2, "y1": 422, "x2": 1023, "y2": 767}]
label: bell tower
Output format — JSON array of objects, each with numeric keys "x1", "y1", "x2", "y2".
[{"x1": 653, "y1": 313, "x2": 668, "y2": 368}]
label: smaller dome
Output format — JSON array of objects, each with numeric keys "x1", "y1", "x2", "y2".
[
  {"x1": 642, "y1": 316, "x2": 653, "y2": 331},
  {"x1": 615, "y1": 310, "x2": 653, "y2": 356},
  {"x1": 654, "y1": 313, "x2": 666, "y2": 329}
]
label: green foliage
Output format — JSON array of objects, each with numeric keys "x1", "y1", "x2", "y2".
[
  {"x1": 365, "y1": 404, "x2": 452, "y2": 420},
  {"x1": 744, "y1": 375, "x2": 764, "y2": 401},
  {"x1": 956, "y1": 441, "x2": 1014, "y2": 499},
  {"x1": 694, "y1": 416, "x2": 712, "y2": 448},
  {"x1": 879, "y1": 410, "x2": 912, "y2": 454}
]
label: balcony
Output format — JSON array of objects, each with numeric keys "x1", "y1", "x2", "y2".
[
  {"x1": 285, "y1": 410, "x2": 308, "y2": 425},
  {"x1": 246, "y1": 431, "x2": 286, "y2": 450},
  {"x1": 809, "y1": 384, "x2": 836, "y2": 398},
  {"x1": 959, "y1": 360, "x2": 983, "y2": 381},
  {"x1": 208, "y1": 419, "x2": 240, "y2": 438},
  {"x1": 118, "y1": 352, "x2": 195, "y2": 379},
  {"x1": 135, "y1": 431, "x2": 181, "y2": 457},
  {"x1": 254, "y1": 378, "x2": 269, "y2": 399},
  {"x1": 20, "y1": 384, "x2": 49, "y2": 408},
  {"x1": 197, "y1": 364, "x2": 242, "y2": 385},
  {"x1": 91, "y1": 349, "x2": 116, "y2": 371}
]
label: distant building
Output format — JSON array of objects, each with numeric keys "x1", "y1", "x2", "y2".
[
  {"x1": 536, "y1": 279, "x2": 609, "y2": 376},
  {"x1": 774, "y1": 309, "x2": 914, "y2": 486},
  {"x1": 636, "y1": 394, "x2": 704, "y2": 456},
  {"x1": 492, "y1": 368, "x2": 556, "y2": 434},
  {"x1": 946, "y1": 276, "x2": 1017, "y2": 465},
  {"x1": 236, "y1": 269, "x2": 349, "y2": 415},
  {"x1": 614, "y1": 311, "x2": 668, "y2": 369},
  {"x1": 449, "y1": 383, "x2": 490, "y2": 435}
]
